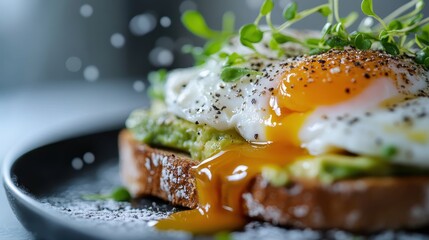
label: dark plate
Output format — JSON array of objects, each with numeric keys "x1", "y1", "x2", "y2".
[{"x1": 3, "y1": 121, "x2": 429, "y2": 240}]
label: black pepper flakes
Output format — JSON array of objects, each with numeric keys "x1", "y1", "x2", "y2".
[
  {"x1": 345, "y1": 88, "x2": 350, "y2": 94},
  {"x1": 364, "y1": 73, "x2": 371, "y2": 79},
  {"x1": 348, "y1": 117, "x2": 359, "y2": 125},
  {"x1": 417, "y1": 112, "x2": 427, "y2": 118}
]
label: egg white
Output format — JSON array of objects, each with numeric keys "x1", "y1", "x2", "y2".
[
  {"x1": 302, "y1": 80, "x2": 429, "y2": 167},
  {"x1": 165, "y1": 57, "x2": 280, "y2": 141},
  {"x1": 165, "y1": 36, "x2": 429, "y2": 167}
]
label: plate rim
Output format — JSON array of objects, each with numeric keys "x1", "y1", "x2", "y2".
[{"x1": 2, "y1": 118, "x2": 126, "y2": 240}]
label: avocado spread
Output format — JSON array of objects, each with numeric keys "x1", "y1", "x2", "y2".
[
  {"x1": 126, "y1": 108, "x2": 429, "y2": 183},
  {"x1": 262, "y1": 154, "x2": 429, "y2": 186},
  {"x1": 126, "y1": 109, "x2": 244, "y2": 160}
]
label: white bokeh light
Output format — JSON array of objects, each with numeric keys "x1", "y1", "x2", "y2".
[
  {"x1": 160, "y1": 16, "x2": 171, "y2": 28},
  {"x1": 83, "y1": 152, "x2": 95, "y2": 164},
  {"x1": 129, "y1": 13, "x2": 157, "y2": 36},
  {"x1": 65, "y1": 57, "x2": 82, "y2": 72},
  {"x1": 71, "y1": 158, "x2": 83, "y2": 170},
  {"x1": 149, "y1": 47, "x2": 174, "y2": 67},
  {"x1": 80, "y1": 4, "x2": 93, "y2": 18},
  {"x1": 110, "y1": 33, "x2": 125, "y2": 48},
  {"x1": 83, "y1": 65, "x2": 99, "y2": 82},
  {"x1": 133, "y1": 80, "x2": 146, "y2": 92}
]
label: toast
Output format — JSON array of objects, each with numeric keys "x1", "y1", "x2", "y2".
[{"x1": 119, "y1": 129, "x2": 429, "y2": 232}]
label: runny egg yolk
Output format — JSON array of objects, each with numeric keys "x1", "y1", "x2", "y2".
[
  {"x1": 267, "y1": 49, "x2": 397, "y2": 145},
  {"x1": 156, "y1": 50, "x2": 398, "y2": 234},
  {"x1": 156, "y1": 144, "x2": 306, "y2": 234}
]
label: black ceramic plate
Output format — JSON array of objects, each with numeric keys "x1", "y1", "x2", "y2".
[{"x1": 3, "y1": 121, "x2": 429, "y2": 240}]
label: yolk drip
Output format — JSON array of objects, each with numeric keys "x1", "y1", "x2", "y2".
[
  {"x1": 265, "y1": 106, "x2": 310, "y2": 147},
  {"x1": 155, "y1": 49, "x2": 398, "y2": 234},
  {"x1": 267, "y1": 49, "x2": 396, "y2": 143},
  {"x1": 155, "y1": 143, "x2": 307, "y2": 234}
]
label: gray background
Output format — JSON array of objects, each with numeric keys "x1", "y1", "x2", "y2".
[{"x1": 1, "y1": 0, "x2": 427, "y2": 239}]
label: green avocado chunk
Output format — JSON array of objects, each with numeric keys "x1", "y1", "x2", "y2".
[
  {"x1": 288, "y1": 155, "x2": 392, "y2": 184},
  {"x1": 127, "y1": 108, "x2": 429, "y2": 182},
  {"x1": 262, "y1": 154, "x2": 429, "y2": 186},
  {"x1": 126, "y1": 109, "x2": 244, "y2": 161}
]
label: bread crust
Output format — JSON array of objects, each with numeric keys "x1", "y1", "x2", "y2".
[
  {"x1": 119, "y1": 130, "x2": 198, "y2": 208},
  {"x1": 119, "y1": 129, "x2": 429, "y2": 231},
  {"x1": 244, "y1": 176, "x2": 429, "y2": 232}
]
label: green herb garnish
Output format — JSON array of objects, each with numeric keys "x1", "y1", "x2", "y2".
[
  {"x1": 214, "y1": 231, "x2": 232, "y2": 240},
  {"x1": 181, "y1": 10, "x2": 235, "y2": 66},
  {"x1": 239, "y1": 23, "x2": 264, "y2": 48},
  {"x1": 180, "y1": 0, "x2": 429, "y2": 72},
  {"x1": 82, "y1": 187, "x2": 132, "y2": 202},
  {"x1": 283, "y1": 2, "x2": 298, "y2": 21},
  {"x1": 182, "y1": 11, "x2": 218, "y2": 39},
  {"x1": 381, "y1": 145, "x2": 398, "y2": 159},
  {"x1": 148, "y1": 69, "x2": 168, "y2": 101},
  {"x1": 416, "y1": 47, "x2": 429, "y2": 68},
  {"x1": 220, "y1": 67, "x2": 260, "y2": 82}
]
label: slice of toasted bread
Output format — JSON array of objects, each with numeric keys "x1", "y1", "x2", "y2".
[
  {"x1": 245, "y1": 176, "x2": 429, "y2": 232},
  {"x1": 119, "y1": 130, "x2": 199, "y2": 208},
  {"x1": 119, "y1": 129, "x2": 429, "y2": 231}
]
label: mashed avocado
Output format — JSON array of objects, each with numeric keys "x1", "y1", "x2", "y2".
[
  {"x1": 262, "y1": 154, "x2": 429, "y2": 186},
  {"x1": 126, "y1": 109, "x2": 244, "y2": 160},
  {"x1": 126, "y1": 108, "x2": 428, "y2": 182}
]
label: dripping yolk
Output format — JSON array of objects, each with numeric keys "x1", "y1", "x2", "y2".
[
  {"x1": 155, "y1": 50, "x2": 401, "y2": 234},
  {"x1": 156, "y1": 143, "x2": 307, "y2": 234},
  {"x1": 267, "y1": 49, "x2": 396, "y2": 144}
]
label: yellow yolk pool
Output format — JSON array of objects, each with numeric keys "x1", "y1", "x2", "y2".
[
  {"x1": 155, "y1": 144, "x2": 307, "y2": 234},
  {"x1": 267, "y1": 50, "x2": 399, "y2": 145},
  {"x1": 274, "y1": 50, "x2": 397, "y2": 112},
  {"x1": 156, "y1": 49, "x2": 429, "y2": 234}
]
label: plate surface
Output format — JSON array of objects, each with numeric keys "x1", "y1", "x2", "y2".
[{"x1": 3, "y1": 125, "x2": 429, "y2": 240}]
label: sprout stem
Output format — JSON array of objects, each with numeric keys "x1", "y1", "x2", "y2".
[
  {"x1": 333, "y1": 0, "x2": 341, "y2": 23},
  {"x1": 383, "y1": 0, "x2": 421, "y2": 23}
]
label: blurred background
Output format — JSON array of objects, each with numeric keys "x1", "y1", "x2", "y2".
[
  {"x1": 0, "y1": 0, "x2": 428, "y2": 239},
  {"x1": 2, "y1": 0, "x2": 426, "y2": 86}
]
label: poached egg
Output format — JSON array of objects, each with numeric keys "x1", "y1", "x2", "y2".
[{"x1": 166, "y1": 45, "x2": 429, "y2": 167}]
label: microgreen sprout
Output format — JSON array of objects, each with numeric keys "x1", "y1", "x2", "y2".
[
  {"x1": 238, "y1": 0, "x2": 333, "y2": 56},
  {"x1": 283, "y1": 2, "x2": 297, "y2": 21},
  {"x1": 179, "y1": 0, "x2": 429, "y2": 82},
  {"x1": 381, "y1": 145, "x2": 398, "y2": 159},
  {"x1": 82, "y1": 187, "x2": 132, "y2": 202},
  {"x1": 181, "y1": 10, "x2": 235, "y2": 66},
  {"x1": 148, "y1": 69, "x2": 168, "y2": 101},
  {"x1": 220, "y1": 67, "x2": 260, "y2": 82},
  {"x1": 182, "y1": 11, "x2": 219, "y2": 39},
  {"x1": 214, "y1": 231, "x2": 232, "y2": 240}
]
